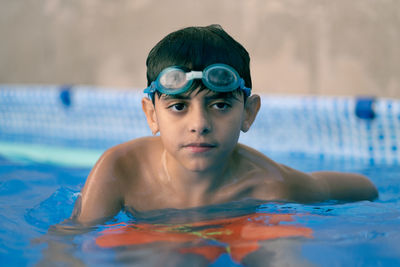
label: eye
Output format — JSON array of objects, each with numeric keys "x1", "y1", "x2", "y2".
[
  {"x1": 211, "y1": 102, "x2": 231, "y2": 111},
  {"x1": 169, "y1": 103, "x2": 187, "y2": 112}
]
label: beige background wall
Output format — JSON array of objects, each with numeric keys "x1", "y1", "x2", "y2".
[{"x1": 1, "y1": 0, "x2": 399, "y2": 97}]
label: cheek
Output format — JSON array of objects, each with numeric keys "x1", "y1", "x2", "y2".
[
  {"x1": 156, "y1": 113, "x2": 183, "y2": 146},
  {"x1": 214, "y1": 113, "x2": 243, "y2": 142},
  {"x1": 223, "y1": 108, "x2": 244, "y2": 129},
  {"x1": 156, "y1": 110, "x2": 178, "y2": 133},
  {"x1": 158, "y1": 121, "x2": 179, "y2": 146}
]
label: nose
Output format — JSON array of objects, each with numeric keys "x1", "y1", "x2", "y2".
[{"x1": 189, "y1": 105, "x2": 212, "y2": 135}]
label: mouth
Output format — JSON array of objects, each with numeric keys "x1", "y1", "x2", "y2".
[{"x1": 182, "y1": 143, "x2": 217, "y2": 153}]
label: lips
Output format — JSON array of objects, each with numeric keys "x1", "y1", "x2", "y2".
[{"x1": 183, "y1": 143, "x2": 217, "y2": 153}]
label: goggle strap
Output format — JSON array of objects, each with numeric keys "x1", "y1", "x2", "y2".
[
  {"x1": 143, "y1": 82, "x2": 156, "y2": 94},
  {"x1": 239, "y1": 79, "x2": 251, "y2": 97}
]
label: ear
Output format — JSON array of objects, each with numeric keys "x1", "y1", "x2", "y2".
[
  {"x1": 241, "y1": 94, "x2": 261, "y2": 132},
  {"x1": 142, "y1": 97, "x2": 159, "y2": 135}
]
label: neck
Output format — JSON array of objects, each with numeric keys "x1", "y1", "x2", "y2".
[{"x1": 161, "y1": 149, "x2": 236, "y2": 199}]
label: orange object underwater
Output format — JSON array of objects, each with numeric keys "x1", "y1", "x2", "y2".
[{"x1": 96, "y1": 213, "x2": 313, "y2": 263}]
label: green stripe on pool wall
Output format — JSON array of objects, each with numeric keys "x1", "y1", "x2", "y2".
[{"x1": 0, "y1": 142, "x2": 103, "y2": 168}]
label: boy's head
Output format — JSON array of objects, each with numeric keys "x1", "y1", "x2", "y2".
[
  {"x1": 145, "y1": 25, "x2": 252, "y2": 101},
  {"x1": 142, "y1": 25, "x2": 260, "y2": 172}
]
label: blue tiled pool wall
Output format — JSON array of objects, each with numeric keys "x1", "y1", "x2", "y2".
[
  {"x1": 0, "y1": 85, "x2": 399, "y2": 164},
  {"x1": 0, "y1": 85, "x2": 150, "y2": 150},
  {"x1": 241, "y1": 96, "x2": 400, "y2": 164}
]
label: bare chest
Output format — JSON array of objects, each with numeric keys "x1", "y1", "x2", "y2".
[{"x1": 123, "y1": 175, "x2": 286, "y2": 212}]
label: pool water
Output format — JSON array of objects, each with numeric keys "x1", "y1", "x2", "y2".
[
  {"x1": 1, "y1": 87, "x2": 400, "y2": 266},
  {"x1": 1, "y1": 150, "x2": 399, "y2": 266}
]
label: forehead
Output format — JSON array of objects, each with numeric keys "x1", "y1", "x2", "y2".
[{"x1": 158, "y1": 88, "x2": 242, "y2": 102}]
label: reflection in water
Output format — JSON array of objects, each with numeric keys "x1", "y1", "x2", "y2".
[
  {"x1": 96, "y1": 212, "x2": 313, "y2": 265},
  {"x1": 34, "y1": 200, "x2": 315, "y2": 266}
]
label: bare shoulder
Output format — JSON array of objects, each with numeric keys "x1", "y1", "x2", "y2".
[
  {"x1": 98, "y1": 136, "x2": 163, "y2": 179},
  {"x1": 234, "y1": 143, "x2": 329, "y2": 202},
  {"x1": 74, "y1": 136, "x2": 163, "y2": 223},
  {"x1": 232, "y1": 144, "x2": 291, "y2": 199},
  {"x1": 235, "y1": 143, "x2": 302, "y2": 180},
  {"x1": 107, "y1": 136, "x2": 162, "y2": 158},
  {"x1": 235, "y1": 143, "x2": 282, "y2": 170}
]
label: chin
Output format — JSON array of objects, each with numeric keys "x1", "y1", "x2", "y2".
[{"x1": 184, "y1": 160, "x2": 217, "y2": 172}]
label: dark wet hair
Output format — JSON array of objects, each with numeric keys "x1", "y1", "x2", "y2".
[{"x1": 146, "y1": 25, "x2": 251, "y2": 101}]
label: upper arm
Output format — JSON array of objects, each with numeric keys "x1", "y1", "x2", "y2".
[
  {"x1": 281, "y1": 166, "x2": 330, "y2": 202},
  {"x1": 310, "y1": 171, "x2": 378, "y2": 202},
  {"x1": 72, "y1": 148, "x2": 124, "y2": 225},
  {"x1": 279, "y1": 164, "x2": 378, "y2": 203}
]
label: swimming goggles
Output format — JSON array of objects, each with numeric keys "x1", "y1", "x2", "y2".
[{"x1": 144, "y1": 63, "x2": 251, "y2": 97}]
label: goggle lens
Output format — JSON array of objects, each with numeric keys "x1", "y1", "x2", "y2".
[
  {"x1": 205, "y1": 66, "x2": 237, "y2": 89},
  {"x1": 159, "y1": 70, "x2": 187, "y2": 90}
]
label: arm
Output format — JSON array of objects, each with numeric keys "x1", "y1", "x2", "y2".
[
  {"x1": 310, "y1": 171, "x2": 378, "y2": 202},
  {"x1": 71, "y1": 148, "x2": 124, "y2": 225},
  {"x1": 280, "y1": 164, "x2": 378, "y2": 202}
]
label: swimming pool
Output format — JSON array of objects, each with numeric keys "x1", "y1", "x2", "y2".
[{"x1": 1, "y1": 85, "x2": 400, "y2": 266}]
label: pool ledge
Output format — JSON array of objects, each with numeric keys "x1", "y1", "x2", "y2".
[{"x1": 0, "y1": 141, "x2": 103, "y2": 168}]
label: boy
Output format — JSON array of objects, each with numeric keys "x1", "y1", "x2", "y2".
[{"x1": 72, "y1": 25, "x2": 378, "y2": 225}]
